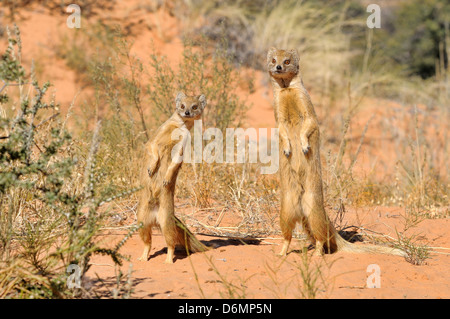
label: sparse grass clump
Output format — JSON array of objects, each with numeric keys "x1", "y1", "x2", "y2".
[
  {"x1": 394, "y1": 232, "x2": 430, "y2": 266},
  {"x1": 263, "y1": 248, "x2": 333, "y2": 299}
]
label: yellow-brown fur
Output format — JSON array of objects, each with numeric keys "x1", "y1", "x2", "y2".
[
  {"x1": 267, "y1": 47, "x2": 405, "y2": 257},
  {"x1": 137, "y1": 92, "x2": 209, "y2": 263}
]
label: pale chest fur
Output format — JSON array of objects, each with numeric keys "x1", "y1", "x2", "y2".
[
  {"x1": 277, "y1": 88, "x2": 306, "y2": 127},
  {"x1": 153, "y1": 116, "x2": 190, "y2": 157}
]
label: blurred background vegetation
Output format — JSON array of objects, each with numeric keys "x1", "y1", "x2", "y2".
[{"x1": 182, "y1": 0, "x2": 449, "y2": 105}]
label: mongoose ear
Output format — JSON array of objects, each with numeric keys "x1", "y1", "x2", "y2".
[
  {"x1": 288, "y1": 49, "x2": 299, "y2": 61},
  {"x1": 175, "y1": 91, "x2": 186, "y2": 106},
  {"x1": 198, "y1": 94, "x2": 207, "y2": 110},
  {"x1": 267, "y1": 47, "x2": 277, "y2": 62}
]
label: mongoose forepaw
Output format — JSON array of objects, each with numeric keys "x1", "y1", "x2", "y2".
[
  {"x1": 302, "y1": 145, "x2": 310, "y2": 155},
  {"x1": 163, "y1": 179, "x2": 170, "y2": 187},
  {"x1": 283, "y1": 149, "x2": 291, "y2": 158}
]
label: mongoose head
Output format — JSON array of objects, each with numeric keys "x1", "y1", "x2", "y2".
[
  {"x1": 267, "y1": 47, "x2": 299, "y2": 79},
  {"x1": 175, "y1": 92, "x2": 207, "y2": 120}
]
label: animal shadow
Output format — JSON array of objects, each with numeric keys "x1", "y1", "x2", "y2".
[
  {"x1": 151, "y1": 236, "x2": 262, "y2": 262},
  {"x1": 288, "y1": 229, "x2": 365, "y2": 255}
]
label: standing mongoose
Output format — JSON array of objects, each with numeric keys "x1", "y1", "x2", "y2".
[
  {"x1": 267, "y1": 47, "x2": 406, "y2": 257},
  {"x1": 137, "y1": 91, "x2": 209, "y2": 263}
]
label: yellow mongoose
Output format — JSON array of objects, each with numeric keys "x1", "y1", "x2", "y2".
[
  {"x1": 137, "y1": 92, "x2": 209, "y2": 263},
  {"x1": 267, "y1": 47, "x2": 406, "y2": 257}
]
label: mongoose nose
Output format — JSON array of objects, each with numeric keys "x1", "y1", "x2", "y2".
[
  {"x1": 276, "y1": 65, "x2": 282, "y2": 70},
  {"x1": 185, "y1": 111, "x2": 190, "y2": 116}
]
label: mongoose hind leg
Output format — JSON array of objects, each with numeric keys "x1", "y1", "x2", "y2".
[
  {"x1": 164, "y1": 246, "x2": 175, "y2": 264},
  {"x1": 279, "y1": 212, "x2": 295, "y2": 256},
  {"x1": 157, "y1": 203, "x2": 178, "y2": 264},
  {"x1": 137, "y1": 227, "x2": 152, "y2": 261},
  {"x1": 137, "y1": 205, "x2": 155, "y2": 261},
  {"x1": 302, "y1": 190, "x2": 337, "y2": 255},
  {"x1": 279, "y1": 239, "x2": 291, "y2": 257},
  {"x1": 313, "y1": 240, "x2": 324, "y2": 256},
  {"x1": 278, "y1": 193, "x2": 301, "y2": 256},
  {"x1": 138, "y1": 243, "x2": 151, "y2": 261}
]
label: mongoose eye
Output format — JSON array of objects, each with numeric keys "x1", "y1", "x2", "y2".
[
  {"x1": 192, "y1": 105, "x2": 198, "y2": 110},
  {"x1": 284, "y1": 60, "x2": 290, "y2": 65},
  {"x1": 272, "y1": 58, "x2": 276, "y2": 64},
  {"x1": 181, "y1": 104, "x2": 185, "y2": 109}
]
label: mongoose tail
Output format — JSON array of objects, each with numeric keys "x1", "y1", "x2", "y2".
[
  {"x1": 174, "y1": 216, "x2": 210, "y2": 253},
  {"x1": 336, "y1": 234, "x2": 407, "y2": 257}
]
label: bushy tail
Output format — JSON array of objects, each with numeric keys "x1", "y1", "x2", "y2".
[
  {"x1": 336, "y1": 234, "x2": 407, "y2": 257},
  {"x1": 174, "y1": 216, "x2": 209, "y2": 253}
]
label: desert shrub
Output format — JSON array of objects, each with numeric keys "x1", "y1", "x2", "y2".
[
  {"x1": 0, "y1": 26, "x2": 137, "y2": 299},
  {"x1": 147, "y1": 38, "x2": 249, "y2": 131},
  {"x1": 55, "y1": 22, "x2": 118, "y2": 85}
]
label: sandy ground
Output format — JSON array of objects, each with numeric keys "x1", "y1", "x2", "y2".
[
  {"x1": 86, "y1": 206, "x2": 450, "y2": 299},
  {"x1": 2, "y1": 2, "x2": 449, "y2": 300}
]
